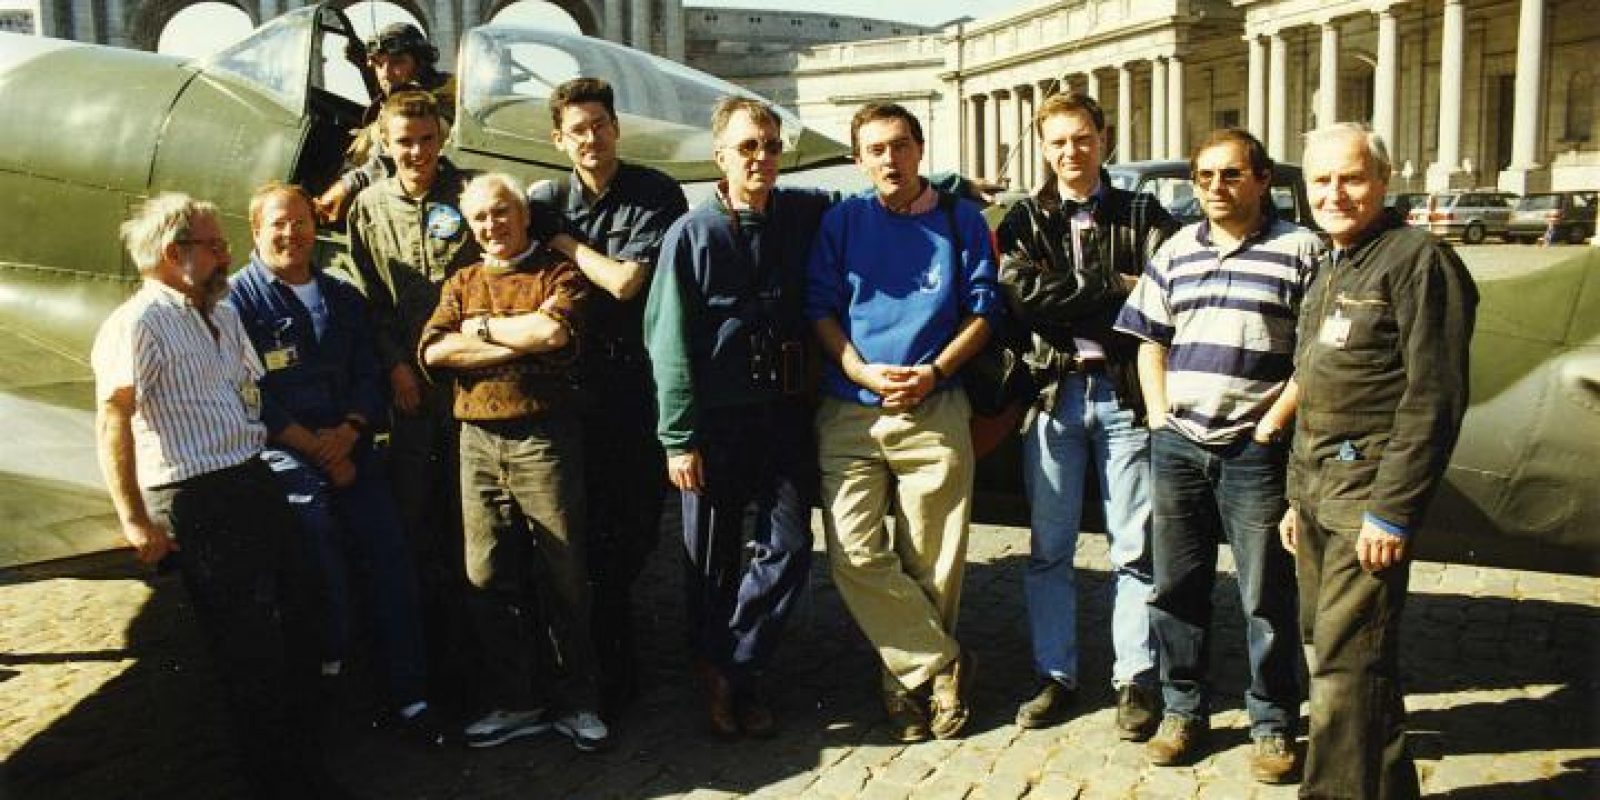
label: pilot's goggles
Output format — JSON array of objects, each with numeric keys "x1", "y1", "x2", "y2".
[{"x1": 722, "y1": 137, "x2": 785, "y2": 159}]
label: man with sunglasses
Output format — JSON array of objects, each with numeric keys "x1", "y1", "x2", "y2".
[
  {"x1": 994, "y1": 91, "x2": 1178, "y2": 738},
  {"x1": 1115, "y1": 128, "x2": 1322, "y2": 781},
  {"x1": 644, "y1": 96, "x2": 830, "y2": 739},
  {"x1": 316, "y1": 23, "x2": 457, "y2": 223},
  {"x1": 528, "y1": 77, "x2": 689, "y2": 719}
]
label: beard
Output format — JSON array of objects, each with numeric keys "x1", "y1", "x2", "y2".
[{"x1": 182, "y1": 257, "x2": 231, "y2": 310}]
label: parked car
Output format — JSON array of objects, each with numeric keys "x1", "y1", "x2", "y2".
[
  {"x1": 1407, "y1": 191, "x2": 1517, "y2": 244},
  {"x1": 1103, "y1": 160, "x2": 1320, "y2": 230},
  {"x1": 1386, "y1": 191, "x2": 1429, "y2": 218},
  {"x1": 1506, "y1": 191, "x2": 1598, "y2": 244}
]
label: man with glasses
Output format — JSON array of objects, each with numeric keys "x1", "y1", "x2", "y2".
[
  {"x1": 643, "y1": 96, "x2": 830, "y2": 738},
  {"x1": 994, "y1": 91, "x2": 1178, "y2": 737},
  {"x1": 92, "y1": 194, "x2": 336, "y2": 797},
  {"x1": 528, "y1": 78, "x2": 689, "y2": 718},
  {"x1": 806, "y1": 102, "x2": 999, "y2": 743},
  {"x1": 316, "y1": 22, "x2": 457, "y2": 223},
  {"x1": 1115, "y1": 128, "x2": 1321, "y2": 781}
]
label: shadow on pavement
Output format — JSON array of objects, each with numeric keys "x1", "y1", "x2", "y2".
[{"x1": 1, "y1": 531, "x2": 1595, "y2": 798}]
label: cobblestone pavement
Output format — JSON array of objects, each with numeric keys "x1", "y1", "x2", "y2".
[{"x1": 1, "y1": 513, "x2": 1595, "y2": 799}]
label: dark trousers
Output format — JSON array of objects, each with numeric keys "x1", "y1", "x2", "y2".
[
  {"x1": 679, "y1": 400, "x2": 816, "y2": 685},
  {"x1": 1149, "y1": 429, "x2": 1302, "y2": 737},
  {"x1": 387, "y1": 382, "x2": 471, "y2": 703},
  {"x1": 263, "y1": 445, "x2": 428, "y2": 707},
  {"x1": 580, "y1": 364, "x2": 666, "y2": 697},
  {"x1": 459, "y1": 414, "x2": 599, "y2": 713},
  {"x1": 1295, "y1": 503, "x2": 1419, "y2": 800},
  {"x1": 144, "y1": 458, "x2": 321, "y2": 799}
]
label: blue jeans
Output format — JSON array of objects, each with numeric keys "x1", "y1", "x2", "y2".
[
  {"x1": 263, "y1": 445, "x2": 428, "y2": 706},
  {"x1": 1148, "y1": 428, "x2": 1301, "y2": 737},
  {"x1": 1023, "y1": 372, "x2": 1156, "y2": 688}
]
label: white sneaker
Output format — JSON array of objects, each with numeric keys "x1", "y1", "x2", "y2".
[
  {"x1": 463, "y1": 708, "x2": 550, "y2": 748},
  {"x1": 554, "y1": 710, "x2": 611, "y2": 752}
]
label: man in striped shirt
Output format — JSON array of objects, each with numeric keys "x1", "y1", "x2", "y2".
[
  {"x1": 1115, "y1": 129, "x2": 1323, "y2": 783},
  {"x1": 92, "y1": 194, "x2": 333, "y2": 798}
]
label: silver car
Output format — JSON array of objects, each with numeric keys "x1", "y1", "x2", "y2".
[{"x1": 1407, "y1": 191, "x2": 1516, "y2": 244}]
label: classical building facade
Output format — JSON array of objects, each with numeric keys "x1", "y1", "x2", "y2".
[{"x1": 760, "y1": 0, "x2": 1598, "y2": 194}]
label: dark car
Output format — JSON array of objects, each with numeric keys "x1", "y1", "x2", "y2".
[
  {"x1": 1386, "y1": 192, "x2": 1428, "y2": 218},
  {"x1": 1104, "y1": 159, "x2": 1320, "y2": 231},
  {"x1": 1507, "y1": 191, "x2": 1597, "y2": 244}
]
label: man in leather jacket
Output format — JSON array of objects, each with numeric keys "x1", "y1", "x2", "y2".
[{"x1": 994, "y1": 91, "x2": 1178, "y2": 736}]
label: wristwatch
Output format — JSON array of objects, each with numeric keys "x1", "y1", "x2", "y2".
[
  {"x1": 343, "y1": 414, "x2": 368, "y2": 435},
  {"x1": 475, "y1": 315, "x2": 493, "y2": 343}
]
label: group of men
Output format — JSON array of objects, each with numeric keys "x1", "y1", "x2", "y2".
[{"x1": 91, "y1": 22, "x2": 1473, "y2": 800}]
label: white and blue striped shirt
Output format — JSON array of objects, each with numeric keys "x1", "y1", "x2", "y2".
[
  {"x1": 1115, "y1": 216, "x2": 1323, "y2": 445},
  {"x1": 92, "y1": 280, "x2": 267, "y2": 487}
]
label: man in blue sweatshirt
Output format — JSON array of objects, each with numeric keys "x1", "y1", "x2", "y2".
[{"x1": 806, "y1": 103, "x2": 1001, "y2": 743}]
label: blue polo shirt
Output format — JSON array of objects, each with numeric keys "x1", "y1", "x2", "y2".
[{"x1": 227, "y1": 255, "x2": 385, "y2": 435}]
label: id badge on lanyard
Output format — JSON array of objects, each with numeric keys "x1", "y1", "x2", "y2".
[{"x1": 1320, "y1": 307, "x2": 1352, "y2": 348}]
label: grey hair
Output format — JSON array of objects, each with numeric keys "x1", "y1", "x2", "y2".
[
  {"x1": 120, "y1": 192, "x2": 219, "y2": 275},
  {"x1": 460, "y1": 173, "x2": 528, "y2": 218},
  {"x1": 1304, "y1": 122, "x2": 1392, "y2": 183}
]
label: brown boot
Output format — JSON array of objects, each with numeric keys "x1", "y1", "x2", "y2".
[
  {"x1": 1146, "y1": 715, "x2": 1208, "y2": 766},
  {"x1": 736, "y1": 685, "x2": 776, "y2": 739},
  {"x1": 928, "y1": 650, "x2": 974, "y2": 740},
  {"x1": 1250, "y1": 733, "x2": 1299, "y2": 784},
  {"x1": 696, "y1": 661, "x2": 738, "y2": 738},
  {"x1": 883, "y1": 688, "x2": 931, "y2": 743}
]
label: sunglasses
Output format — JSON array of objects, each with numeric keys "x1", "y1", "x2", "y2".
[
  {"x1": 1192, "y1": 167, "x2": 1251, "y2": 186},
  {"x1": 721, "y1": 137, "x2": 784, "y2": 158}
]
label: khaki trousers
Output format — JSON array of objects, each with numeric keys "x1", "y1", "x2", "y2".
[{"x1": 816, "y1": 389, "x2": 975, "y2": 692}]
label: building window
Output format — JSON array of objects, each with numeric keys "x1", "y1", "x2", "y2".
[
  {"x1": 829, "y1": 20, "x2": 839, "y2": 29},
  {"x1": 1566, "y1": 71, "x2": 1595, "y2": 142},
  {"x1": 1217, "y1": 109, "x2": 1240, "y2": 129}
]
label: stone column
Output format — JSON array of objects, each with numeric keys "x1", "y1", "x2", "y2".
[
  {"x1": 1428, "y1": 0, "x2": 1466, "y2": 190},
  {"x1": 1010, "y1": 85, "x2": 1027, "y2": 189},
  {"x1": 1247, "y1": 35, "x2": 1267, "y2": 140},
  {"x1": 1318, "y1": 19, "x2": 1340, "y2": 127},
  {"x1": 1502, "y1": 0, "x2": 1549, "y2": 193},
  {"x1": 71, "y1": 0, "x2": 98, "y2": 43},
  {"x1": 105, "y1": 0, "x2": 126, "y2": 45},
  {"x1": 461, "y1": 0, "x2": 482, "y2": 34},
  {"x1": 1117, "y1": 62, "x2": 1134, "y2": 164},
  {"x1": 988, "y1": 90, "x2": 1005, "y2": 181},
  {"x1": 1267, "y1": 32, "x2": 1288, "y2": 161},
  {"x1": 663, "y1": 0, "x2": 684, "y2": 62},
  {"x1": 969, "y1": 95, "x2": 986, "y2": 177},
  {"x1": 431, "y1": 0, "x2": 459, "y2": 75},
  {"x1": 631, "y1": 0, "x2": 653, "y2": 52},
  {"x1": 1150, "y1": 57, "x2": 1167, "y2": 160},
  {"x1": 259, "y1": 0, "x2": 279, "y2": 22},
  {"x1": 1372, "y1": 7, "x2": 1398, "y2": 151},
  {"x1": 604, "y1": 0, "x2": 624, "y2": 43},
  {"x1": 1167, "y1": 55, "x2": 1185, "y2": 160},
  {"x1": 1085, "y1": 68, "x2": 1101, "y2": 100}
]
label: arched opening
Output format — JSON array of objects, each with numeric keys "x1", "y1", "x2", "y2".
[
  {"x1": 156, "y1": 2, "x2": 252, "y2": 59},
  {"x1": 490, "y1": 1, "x2": 582, "y2": 33}
]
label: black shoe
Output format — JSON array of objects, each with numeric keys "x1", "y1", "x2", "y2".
[
  {"x1": 1115, "y1": 683, "x2": 1161, "y2": 741},
  {"x1": 380, "y1": 702, "x2": 446, "y2": 748},
  {"x1": 1015, "y1": 678, "x2": 1075, "y2": 729}
]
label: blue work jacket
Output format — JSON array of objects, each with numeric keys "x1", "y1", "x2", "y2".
[{"x1": 227, "y1": 255, "x2": 386, "y2": 435}]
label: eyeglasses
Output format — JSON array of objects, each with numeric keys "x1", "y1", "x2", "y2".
[
  {"x1": 720, "y1": 137, "x2": 784, "y2": 159},
  {"x1": 1192, "y1": 167, "x2": 1250, "y2": 186},
  {"x1": 178, "y1": 237, "x2": 231, "y2": 256}
]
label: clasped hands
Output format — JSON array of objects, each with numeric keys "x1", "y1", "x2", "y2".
[{"x1": 857, "y1": 363, "x2": 938, "y2": 410}]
